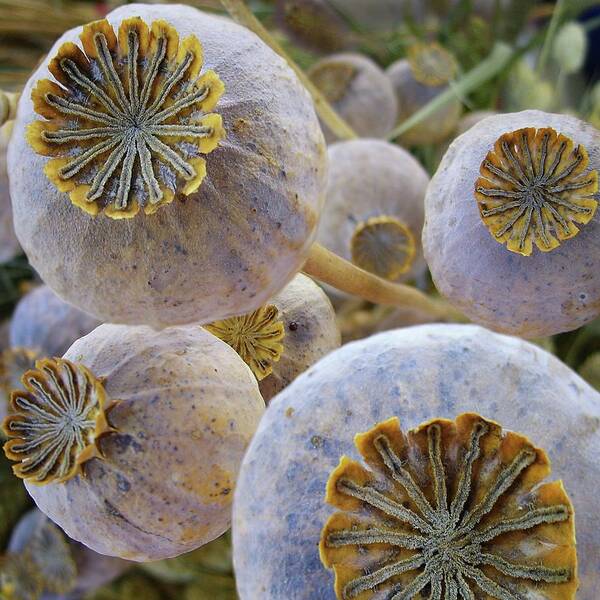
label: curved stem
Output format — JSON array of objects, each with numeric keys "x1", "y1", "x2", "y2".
[
  {"x1": 387, "y1": 42, "x2": 513, "y2": 142},
  {"x1": 302, "y1": 243, "x2": 464, "y2": 321},
  {"x1": 219, "y1": 0, "x2": 358, "y2": 141},
  {"x1": 0, "y1": 90, "x2": 19, "y2": 126}
]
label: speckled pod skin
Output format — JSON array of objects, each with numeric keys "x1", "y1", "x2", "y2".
[
  {"x1": 8, "y1": 3, "x2": 326, "y2": 328},
  {"x1": 258, "y1": 273, "x2": 340, "y2": 402},
  {"x1": 386, "y1": 58, "x2": 462, "y2": 146},
  {"x1": 308, "y1": 53, "x2": 397, "y2": 143},
  {"x1": 9, "y1": 509, "x2": 132, "y2": 598},
  {"x1": 316, "y1": 139, "x2": 428, "y2": 289},
  {"x1": 0, "y1": 122, "x2": 21, "y2": 263},
  {"x1": 10, "y1": 285, "x2": 101, "y2": 357},
  {"x1": 423, "y1": 110, "x2": 600, "y2": 337},
  {"x1": 27, "y1": 323, "x2": 265, "y2": 561},
  {"x1": 233, "y1": 324, "x2": 600, "y2": 599}
]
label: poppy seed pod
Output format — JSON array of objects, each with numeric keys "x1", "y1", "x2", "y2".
[
  {"x1": 258, "y1": 274, "x2": 340, "y2": 402},
  {"x1": 10, "y1": 284, "x2": 101, "y2": 357},
  {"x1": 386, "y1": 43, "x2": 462, "y2": 146},
  {"x1": 8, "y1": 3, "x2": 326, "y2": 328},
  {"x1": 423, "y1": 110, "x2": 600, "y2": 337},
  {"x1": 233, "y1": 324, "x2": 600, "y2": 599},
  {"x1": 207, "y1": 274, "x2": 340, "y2": 402},
  {"x1": 308, "y1": 53, "x2": 397, "y2": 143},
  {"x1": 3, "y1": 323, "x2": 265, "y2": 561},
  {"x1": 9, "y1": 509, "x2": 132, "y2": 597},
  {"x1": 317, "y1": 139, "x2": 428, "y2": 286}
]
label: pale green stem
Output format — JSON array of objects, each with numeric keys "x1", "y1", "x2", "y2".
[
  {"x1": 387, "y1": 42, "x2": 514, "y2": 142},
  {"x1": 536, "y1": 0, "x2": 566, "y2": 75},
  {"x1": 219, "y1": 0, "x2": 358, "y2": 141}
]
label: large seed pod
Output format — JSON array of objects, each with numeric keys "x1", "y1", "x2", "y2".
[
  {"x1": 423, "y1": 110, "x2": 600, "y2": 337},
  {"x1": 386, "y1": 43, "x2": 462, "y2": 146},
  {"x1": 0, "y1": 122, "x2": 21, "y2": 263},
  {"x1": 3, "y1": 324, "x2": 264, "y2": 561},
  {"x1": 308, "y1": 53, "x2": 397, "y2": 143},
  {"x1": 317, "y1": 139, "x2": 428, "y2": 288},
  {"x1": 9, "y1": 509, "x2": 132, "y2": 597},
  {"x1": 10, "y1": 285, "x2": 101, "y2": 357},
  {"x1": 8, "y1": 3, "x2": 326, "y2": 328},
  {"x1": 232, "y1": 324, "x2": 600, "y2": 599}
]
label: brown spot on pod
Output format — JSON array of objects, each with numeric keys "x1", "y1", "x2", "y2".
[
  {"x1": 2, "y1": 357, "x2": 118, "y2": 485},
  {"x1": 350, "y1": 215, "x2": 416, "y2": 281},
  {"x1": 475, "y1": 127, "x2": 598, "y2": 256},
  {"x1": 320, "y1": 413, "x2": 577, "y2": 599},
  {"x1": 26, "y1": 17, "x2": 225, "y2": 218},
  {"x1": 205, "y1": 304, "x2": 285, "y2": 381}
]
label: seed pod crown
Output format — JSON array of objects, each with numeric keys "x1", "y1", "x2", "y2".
[{"x1": 27, "y1": 17, "x2": 225, "y2": 218}]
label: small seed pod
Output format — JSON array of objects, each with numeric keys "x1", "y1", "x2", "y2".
[
  {"x1": 386, "y1": 43, "x2": 462, "y2": 146},
  {"x1": 504, "y1": 60, "x2": 556, "y2": 113},
  {"x1": 7, "y1": 510, "x2": 77, "y2": 596},
  {"x1": 10, "y1": 285, "x2": 101, "y2": 357},
  {"x1": 308, "y1": 53, "x2": 397, "y2": 143},
  {"x1": 232, "y1": 324, "x2": 600, "y2": 599},
  {"x1": 208, "y1": 274, "x2": 340, "y2": 402},
  {"x1": 317, "y1": 139, "x2": 428, "y2": 287},
  {"x1": 258, "y1": 274, "x2": 340, "y2": 402},
  {"x1": 423, "y1": 110, "x2": 600, "y2": 337},
  {"x1": 0, "y1": 554, "x2": 43, "y2": 600},
  {"x1": 9, "y1": 509, "x2": 132, "y2": 597},
  {"x1": 0, "y1": 122, "x2": 21, "y2": 263},
  {"x1": 3, "y1": 323, "x2": 265, "y2": 561},
  {"x1": 553, "y1": 22, "x2": 587, "y2": 75},
  {"x1": 8, "y1": 3, "x2": 326, "y2": 328},
  {"x1": 274, "y1": 0, "x2": 354, "y2": 53}
]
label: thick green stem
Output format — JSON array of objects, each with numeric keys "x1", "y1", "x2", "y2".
[
  {"x1": 387, "y1": 42, "x2": 514, "y2": 142},
  {"x1": 219, "y1": 0, "x2": 358, "y2": 141},
  {"x1": 303, "y1": 243, "x2": 464, "y2": 322},
  {"x1": 536, "y1": 0, "x2": 566, "y2": 75}
]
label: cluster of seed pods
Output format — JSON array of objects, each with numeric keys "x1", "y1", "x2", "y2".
[{"x1": 0, "y1": 2, "x2": 599, "y2": 600}]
